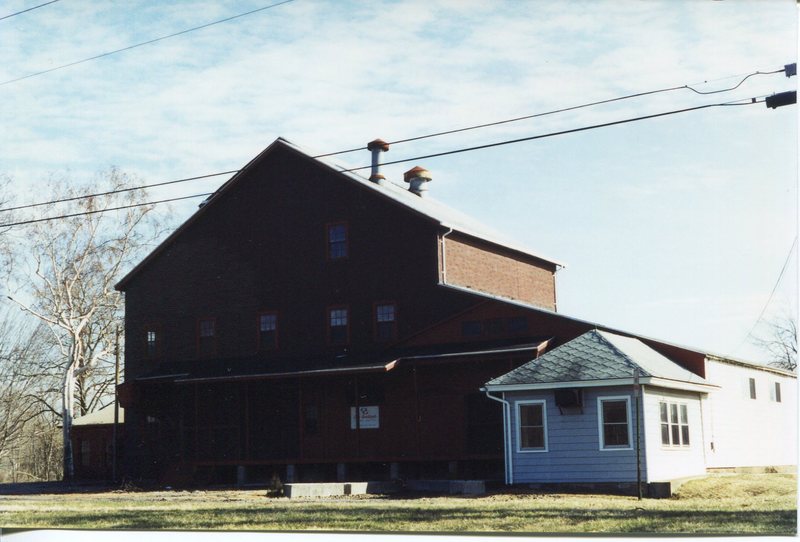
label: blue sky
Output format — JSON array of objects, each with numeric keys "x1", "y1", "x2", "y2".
[{"x1": 0, "y1": 0, "x2": 796, "y2": 362}]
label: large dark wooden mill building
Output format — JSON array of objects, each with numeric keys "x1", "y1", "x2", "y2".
[{"x1": 115, "y1": 138, "x2": 697, "y2": 485}]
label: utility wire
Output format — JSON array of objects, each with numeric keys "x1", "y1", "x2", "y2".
[
  {"x1": 0, "y1": 70, "x2": 785, "y2": 215},
  {"x1": 0, "y1": 170, "x2": 237, "y2": 213},
  {"x1": 0, "y1": 193, "x2": 213, "y2": 228},
  {"x1": 316, "y1": 67, "x2": 791, "y2": 158},
  {"x1": 0, "y1": 0, "x2": 295, "y2": 87},
  {"x1": 0, "y1": 0, "x2": 60, "y2": 22},
  {"x1": 737, "y1": 236, "x2": 799, "y2": 349},
  {"x1": 0, "y1": 96, "x2": 766, "y2": 226},
  {"x1": 339, "y1": 99, "x2": 762, "y2": 172}
]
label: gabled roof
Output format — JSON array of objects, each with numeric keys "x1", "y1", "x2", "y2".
[
  {"x1": 116, "y1": 137, "x2": 562, "y2": 290},
  {"x1": 485, "y1": 329, "x2": 715, "y2": 392}
]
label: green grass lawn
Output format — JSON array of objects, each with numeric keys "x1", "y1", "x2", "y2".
[{"x1": 0, "y1": 473, "x2": 795, "y2": 534}]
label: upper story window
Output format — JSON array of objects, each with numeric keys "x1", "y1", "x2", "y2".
[
  {"x1": 598, "y1": 396, "x2": 632, "y2": 450},
  {"x1": 144, "y1": 325, "x2": 161, "y2": 359},
  {"x1": 258, "y1": 312, "x2": 278, "y2": 351},
  {"x1": 771, "y1": 382, "x2": 782, "y2": 403},
  {"x1": 197, "y1": 317, "x2": 216, "y2": 356},
  {"x1": 748, "y1": 377, "x2": 757, "y2": 399},
  {"x1": 516, "y1": 400, "x2": 547, "y2": 452},
  {"x1": 328, "y1": 306, "x2": 349, "y2": 345},
  {"x1": 327, "y1": 222, "x2": 348, "y2": 260},
  {"x1": 375, "y1": 303, "x2": 397, "y2": 341},
  {"x1": 659, "y1": 401, "x2": 690, "y2": 447}
]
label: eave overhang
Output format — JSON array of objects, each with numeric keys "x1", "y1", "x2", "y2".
[{"x1": 483, "y1": 376, "x2": 719, "y2": 394}]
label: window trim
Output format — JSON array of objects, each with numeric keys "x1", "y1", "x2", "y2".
[
  {"x1": 748, "y1": 377, "x2": 757, "y2": 400},
  {"x1": 326, "y1": 221, "x2": 349, "y2": 260},
  {"x1": 597, "y1": 395, "x2": 633, "y2": 451},
  {"x1": 515, "y1": 400, "x2": 548, "y2": 453},
  {"x1": 327, "y1": 305, "x2": 350, "y2": 346},
  {"x1": 256, "y1": 311, "x2": 279, "y2": 352},
  {"x1": 373, "y1": 301, "x2": 398, "y2": 342},
  {"x1": 771, "y1": 381, "x2": 782, "y2": 403},
  {"x1": 196, "y1": 316, "x2": 217, "y2": 357},
  {"x1": 659, "y1": 400, "x2": 691, "y2": 449}
]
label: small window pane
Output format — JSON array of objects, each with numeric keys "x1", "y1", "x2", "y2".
[
  {"x1": 659, "y1": 402, "x2": 668, "y2": 423},
  {"x1": 774, "y1": 382, "x2": 782, "y2": 403},
  {"x1": 601, "y1": 400, "x2": 629, "y2": 448},
  {"x1": 519, "y1": 403, "x2": 546, "y2": 451},
  {"x1": 661, "y1": 423, "x2": 671, "y2": 445},
  {"x1": 259, "y1": 314, "x2": 277, "y2": 350},
  {"x1": 330, "y1": 308, "x2": 348, "y2": 345},
  {"x1": 749, "y1": 378, "x2": 757, "y2": 399},
  {"x1": 679, "y1": 404, "x2": 688, "y2": 423},
  {"x1": 328, "y1": 224, "x2": 348, "y2": 259},
  {"x1": 199, "y1": 319, "x2": 215, "y2": 337},
  {"x1": 681, "y1": 425, "x2": 690, "y2": 445},
  {"x1": 603, "y1": 401, "x2": 627, "y2": 423}
]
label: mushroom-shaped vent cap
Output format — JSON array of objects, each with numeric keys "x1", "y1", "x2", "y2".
[
  {"x1": 367, "y1": 138, "x2": 390, "y2": 152},
  {"x1": 403, "y1": 166, "x2": 432, "y2": 183}
]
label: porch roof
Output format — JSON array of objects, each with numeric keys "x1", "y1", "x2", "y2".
[{"x1": 130, "y1": 338, "x2": 551, "y2": 386}]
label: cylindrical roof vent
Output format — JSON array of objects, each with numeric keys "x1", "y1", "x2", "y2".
[{"x1": 403, "y1": 166, "x2": 432, "y2": 197}]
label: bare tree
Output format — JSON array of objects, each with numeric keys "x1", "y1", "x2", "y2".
[
  {"x1": 752, "y1": 314, "x2": 797, "y2": 372},
  {"x1": 7, "y1": 169, "x2": 163, "y2": 482},
  {"x1": 0, "y1": 314, "x2": 52, "y2": 473}
]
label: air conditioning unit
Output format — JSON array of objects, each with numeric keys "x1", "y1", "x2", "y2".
[{"x1": 554, "y1": 388, "x2": 582, "y2": 412}]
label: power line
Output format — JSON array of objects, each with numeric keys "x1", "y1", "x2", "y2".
[
  {"x1": 0, "y1": 193, "x2": 212, "y2": 228},
  {"x1": 0, "y1": 0, "x2": 60, "y2": 22},
  {"x1": 0, "y1": 68, "x2": 787, "y2": 215},
  {"x1": 339, "y1": 98, "x2": 761, "y2": 172},
  {"x1": 0, "y1": 96, "x2": 766, "y2": 227},
  {"x1": 0, "y1": 170, "x2": 237, "y2": 213},
  {"x1": 0, "y1": 0, "x2": 295, "y2": 87},
  {"x1": 316, "y1": 67, "x2": 792, "y2": 158},
  {"x1": 738, "y1": 236, "x2": 798, "y2": 349}
]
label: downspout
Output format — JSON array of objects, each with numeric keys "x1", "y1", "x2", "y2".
[
  {"x1": 440, "y1": 228, "x2": 454, "y2": 284},
  {"x1": 483, "y1": 389, "x2": 513, "y2": 485}
]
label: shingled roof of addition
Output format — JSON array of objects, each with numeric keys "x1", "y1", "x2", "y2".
[{"x1": 486, "y1": 329, "x2": 709, "y2": 387}]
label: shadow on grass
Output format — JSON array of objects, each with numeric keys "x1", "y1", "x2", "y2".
[{"x1": 5, "y1": 505, "x2": 797, "y2": 534}]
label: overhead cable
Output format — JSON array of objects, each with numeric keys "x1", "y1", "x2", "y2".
[
  {"x1": 0, "y1": 0, "x2": 60, "y2": 22},
  {"x1": 0, "y1": 96, "x2": 768, "y2": 227},
  {"x1": 0, "y1": 72, "x2": 786, "y2": 215},
  {"x1": 737, "y1": 236, "x2": 799, "y2": 349},
  {"x1": 317, "y1": 66, "x2": 794, "y2": 158},
  {"x1": 0, "y1": 170, "x2": 237, "y2": 213},
  {"x1": 340, "y1": 99, "x2": 762, "y2": 172},
  {"x1": 0, "y1": 0, "x2": 295, "y2": 87},
  {"x1": 0, "y1": 193, "x2": 213, "y2": 228}
]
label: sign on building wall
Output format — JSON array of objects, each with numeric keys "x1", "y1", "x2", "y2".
[{"x1": 350, "y1": 406, "x2": 380, "y2": 429}]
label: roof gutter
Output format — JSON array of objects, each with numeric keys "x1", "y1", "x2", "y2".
[{"x1": 484, "y1": 376, "x2": 718, "y2": 394}]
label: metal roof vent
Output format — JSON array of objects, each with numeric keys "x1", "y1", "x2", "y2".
[
  {"x1": 403, "y1": 166, "x2": 432, "y2": 197},
  {"x1": 367, "y1": 138, "x2": 390, "y2": 185}
]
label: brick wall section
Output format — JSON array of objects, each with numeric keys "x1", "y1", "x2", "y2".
[{"x1": 441, "y1": 232, "x2": 557, "y2": 310}]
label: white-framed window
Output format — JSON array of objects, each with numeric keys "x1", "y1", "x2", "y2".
[
  {"x1": 770, "y1": 382, "x2": 782, "y2": 403},
  {"x1": 597, "y1": 396, "x2": 632, "y2": 451},
  {"x1": 748, "y1": 377, "x2": 757, "y2": 399},
  {"x1": 516, "y1": 400, "x2": 548, "y2": 452},
  {"x1": 659, "y1": 401, "x2": 690, "y2": 447}
]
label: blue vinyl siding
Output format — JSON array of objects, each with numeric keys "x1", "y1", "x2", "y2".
[{"x1": 507, "y1": 386, "x2": 646, "y2": 484}]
